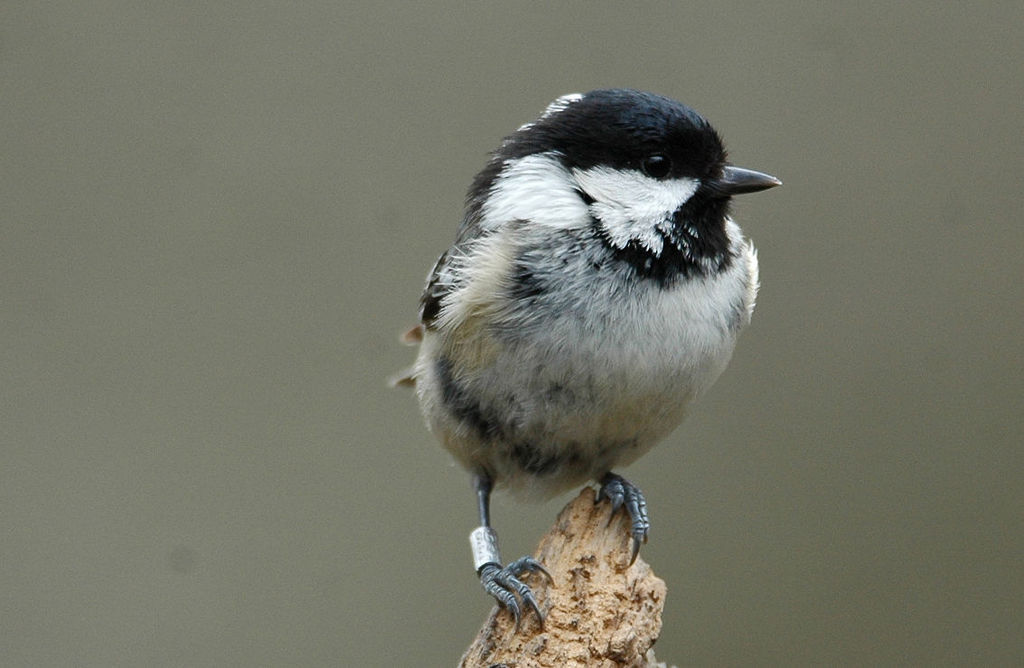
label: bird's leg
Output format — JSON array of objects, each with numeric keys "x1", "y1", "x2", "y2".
[
  {"x1": 597, "y1": 472, "x2": 650, "y2": 565},
  {"x1": 469, "y1": 472, "x2": 551, "y2": 630}
]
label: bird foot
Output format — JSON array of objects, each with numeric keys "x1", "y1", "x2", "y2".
[
  {"x1": 597, "y1": 472, "x2": 650, "y2": 564},
  {"x1": 479, "y1": 556, "x2": 552, "y2": 631}
]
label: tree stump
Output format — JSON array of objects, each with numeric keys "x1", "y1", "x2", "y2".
[{"x1": 459, "y1": 489, "x2": 670, "y2": 668}]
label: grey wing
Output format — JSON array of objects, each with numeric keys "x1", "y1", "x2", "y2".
[
  {"x1": 390, "y1": 249, "x2": 458, "y2": 388},
  {"x1": 421, "y1": 190, "x2": 501, "y2": 327},
  {"x1": 419, "y1": 248, "x2": 452, "y2": 328},
  {"x1": 421, "y1": 240, "x2": 478, "y2": 329},
  {"x1": 396, "y1": 218, "x2": 485, "y2": 387},
  {"x1": 389, "y1": 254, "x2": 448, "y2": 390}
]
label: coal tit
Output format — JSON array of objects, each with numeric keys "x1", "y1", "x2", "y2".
[{"x1": 395, "y1": 89, "x2": 780, "y2": 627}]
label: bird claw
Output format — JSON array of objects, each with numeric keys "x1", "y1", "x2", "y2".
[
  {"x1": 479, "y1": 557, "x2": 551, "y2": 630},
  {"x1": 597, "y1": 473, "x2": 650, "y2": 565}
]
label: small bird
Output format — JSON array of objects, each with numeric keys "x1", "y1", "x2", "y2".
[{"x1": 395, "y1": 89, "x2": 779, "y2": 627}]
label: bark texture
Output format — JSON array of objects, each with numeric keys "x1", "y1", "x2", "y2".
[{"x1": 459, "y1": 489, "x2": 670, "y2": 668}]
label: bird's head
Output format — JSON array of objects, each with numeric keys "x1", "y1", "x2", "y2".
[{"x1": 465, "y1": 89, "x2": 780, "y2": 282}]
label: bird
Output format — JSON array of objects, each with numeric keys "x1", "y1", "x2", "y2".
[{"x1": 394, "y1": 88, "x2": 780, "y2": 628}]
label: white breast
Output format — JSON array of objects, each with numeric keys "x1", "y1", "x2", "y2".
[{"x1": 415, "y1": 222, "x2": 757, "y2": 498}]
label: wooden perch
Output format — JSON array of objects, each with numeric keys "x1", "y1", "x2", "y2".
[{"x1": 459, "y1": 489, "x2": 671, "y2": 668}]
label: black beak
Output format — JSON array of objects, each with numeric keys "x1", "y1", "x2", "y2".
[{"x1": 706, "y1": 165, "x2": 782, "y2": 197}]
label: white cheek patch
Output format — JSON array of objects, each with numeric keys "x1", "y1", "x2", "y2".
[
  {"x1": 480, "y1": 153, "x2": 590, "y2": 232},
  {"x1": 572, "y1": 166, "x2": 700, "y2": 255}
]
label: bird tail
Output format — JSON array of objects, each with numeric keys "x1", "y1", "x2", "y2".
[{"x1": 388, "y1": 324, "x2": 424, "y2": 388}]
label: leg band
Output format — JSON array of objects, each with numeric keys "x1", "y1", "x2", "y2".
[{"x1": 469, "y1": 526, "x2": 500, "y2": 572}]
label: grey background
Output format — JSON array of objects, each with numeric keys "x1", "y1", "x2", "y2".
[{"x1": 3, "y1": 2, "x2": 1021, "y2": 666}]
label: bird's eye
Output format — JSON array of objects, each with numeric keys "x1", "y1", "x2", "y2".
[{"x1": 641, "y1": 154, "x2": 672, "y2": 179}]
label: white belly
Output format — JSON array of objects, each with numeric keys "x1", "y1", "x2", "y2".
[{"x1": 415, "y1": 230, "x2": 758, "y2": 499}]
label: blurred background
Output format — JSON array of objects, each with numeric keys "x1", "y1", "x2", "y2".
[{"x1": 2, "y1": 2, "x2": 1021, "y2": 665}]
